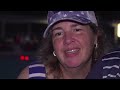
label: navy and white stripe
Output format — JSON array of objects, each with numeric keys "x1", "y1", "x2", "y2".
[
  {"x1": 29, "y1": 63, "x2": 46, "y2": 79},
  {"x1": 86, "y1": 48, "x2": 120, "y2": 79},
  {"x1": 101, "y1": 49, "x2": 120, "y2": 79}
]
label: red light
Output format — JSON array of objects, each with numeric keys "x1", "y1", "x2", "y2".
[
  {"x1": 20, "y1": 56, "x2": 25, "y2": 60},
  {"x1": 25, "y1": 56, "x2": 29, "y2": 61}
]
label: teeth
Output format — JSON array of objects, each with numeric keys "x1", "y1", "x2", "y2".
[{"x1": 66, "y1": 49, "x2": 78, "y2": 53}]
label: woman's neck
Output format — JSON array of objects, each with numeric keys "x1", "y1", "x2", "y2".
[{"x1": 60, "y1": 60, "x2": 92, "y2": 79}]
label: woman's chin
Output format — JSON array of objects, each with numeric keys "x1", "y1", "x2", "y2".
[{"x1": 66, "y1": 62, "x2": 80, "y2": 68}]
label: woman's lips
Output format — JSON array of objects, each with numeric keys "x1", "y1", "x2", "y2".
[{"x1": 65, "y1": 48, "x2": 80, "y2": 57}]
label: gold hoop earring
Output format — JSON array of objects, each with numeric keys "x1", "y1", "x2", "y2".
[{"x1": 53, "y1": 51, "x2": 56, "y2": 56}]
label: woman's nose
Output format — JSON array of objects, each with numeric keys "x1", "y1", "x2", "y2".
[{"x1": 64, "y1": 32, "x2": 74, "y2": 45}]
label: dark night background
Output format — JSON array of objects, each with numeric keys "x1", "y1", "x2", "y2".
[{"x1": 0, "y1": 11, "x2": 120, "y2": 79}]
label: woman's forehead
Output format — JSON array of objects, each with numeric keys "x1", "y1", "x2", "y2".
[{"x1": 52, "y1": 21, "x2": 89, "y2": 29}]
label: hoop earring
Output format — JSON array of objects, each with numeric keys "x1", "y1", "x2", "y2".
[
  {"x1": 95, "y1": 43, "x2": 98, "y2": 49},
  {"x1": 53, "y1": 51, "x2": 56, "y2": 56}
]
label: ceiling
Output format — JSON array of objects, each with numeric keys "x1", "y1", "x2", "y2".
[
  {"x1": 0, "y1": 11, "x2": 120, "y2": 19},
  {"x1": 0, "y1": 11, "x2": 47, "y2": 24},
  {"x1": 0, "y1": 11, "x2": 120, "y2": 24},
  {"x1": 95, "y1": 11, "x2": 120, "y2": 21}
]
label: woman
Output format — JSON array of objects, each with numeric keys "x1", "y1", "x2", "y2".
[{"x1": 18, "y1": 11, "x2": 106, "y2": 79}]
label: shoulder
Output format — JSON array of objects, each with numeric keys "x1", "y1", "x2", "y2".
[
  {"x1": 17, "y1": 62, "x2": 46, "y2": 79},
  {"x1": 101, "y1": 48, "x2": 120, "y2": 79},
  {"x1": 101, "y1": 48, "x2": 120, "y2": 65},
  {"x1": 17, "y1": 66, "x2": 29, "y2": 79},
  {"x1": 29, "y1": 62, "x2": 46, "y2": 79},
  {"x1": 96, "y1": 48, "x2": 120, "y2": 70},
  {"x1": 87, "y1": 48, "x2": 120, "y2": 79},
  {"x1": 102, "y1": 48, "x2": 120, "y2": 60},
  {"x1": 29, "y1": 63, "x2": 55, "y2": 79}
]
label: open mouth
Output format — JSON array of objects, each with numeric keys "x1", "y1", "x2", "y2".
[{"x1": 65, "y1": 49, "x2": 80, "y2": 54}]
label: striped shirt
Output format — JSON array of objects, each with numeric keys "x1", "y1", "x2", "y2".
[
  {"x1": 29, "y1": 62, "x2": 46, "y2": 79},
  {"x1": 86, "y1": 48, "x2": 120, "y2": 79}
]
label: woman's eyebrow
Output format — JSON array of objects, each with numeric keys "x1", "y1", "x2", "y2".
[
  {"x1": 52, "y1": 23, "x2": 80, "y2": 32},
  {"x1": 52, "y1": 27, "x2": 62, "y2": 31},
  {"x1": 71, "y1": 23, "x2": 80, "y2": 27}
]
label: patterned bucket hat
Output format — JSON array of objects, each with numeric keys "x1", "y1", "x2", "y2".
[{"x1": 43, "y1": 11, "x2": 98, "y2": 38}]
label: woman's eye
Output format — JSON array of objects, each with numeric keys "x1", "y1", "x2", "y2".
[
  {"x1": 75, "y1": 29, "x2": 82, "y2": 32},
  {"x1": 53, "y1": 31, "x2": 63, "y2": 37},
  {"x1": 55, "y1": 32, "x2": 62, "y2": 36}
]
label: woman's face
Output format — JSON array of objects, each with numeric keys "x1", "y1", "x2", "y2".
[{"x1": 51, "y1": 21, "x2": 97, "y2": 68}]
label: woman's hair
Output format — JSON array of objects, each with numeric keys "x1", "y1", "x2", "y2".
[{"x1": 36, "y1": 22, "x2": 107, "y2": 79}]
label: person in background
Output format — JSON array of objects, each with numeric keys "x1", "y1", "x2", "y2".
[
  {"x1": 86, "y1": 47, "x2": 120, "y2": 79},
  {"x1": 18, "y1": 11, "x2": 109, "y2": 79}
]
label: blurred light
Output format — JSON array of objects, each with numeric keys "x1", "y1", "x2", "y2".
[
  {"x1": 25, "y1": 56, "x2": 29, "y2": 61},
  {"x1": 20, "y1": 55, "x2": 30, "y2": 61},
  {"x1": 117, "y1": 23, "x2": 120, "y2": 38},
  {"x1": 20, "y1": 55, "x2": 25, "y2": 61}
]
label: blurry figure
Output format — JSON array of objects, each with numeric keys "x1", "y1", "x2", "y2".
[
  {"x1": 20, "y1": 33, "x2": 32, "y2": 52},
  {"x1": 15, "y1": 33, "x2": 21, "y2": 45},
  {"x1": 87, "y1": 48, "x2": 120, "y2": 79},
  {"x1": 31, "y1": 35, "x2": 39, "y2": 51},
  {"x1": 14, "y1": 32, "x2": 22, "y2": 53},
  {"x1": 24, "y1": 34, "x2": 31, "y2": 43}
]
